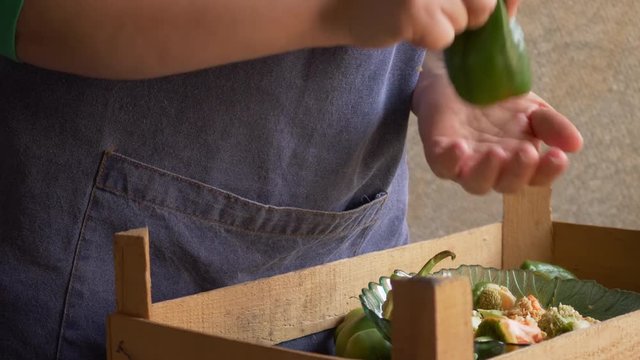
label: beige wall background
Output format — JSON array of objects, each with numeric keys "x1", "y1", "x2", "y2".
[{"x1": 407, "y1": 0, "x2": 640, "y2": 241}]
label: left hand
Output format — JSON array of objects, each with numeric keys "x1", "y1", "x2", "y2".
[{"x1": 412, "y1": 54, "x2": 583, "y2": 195}]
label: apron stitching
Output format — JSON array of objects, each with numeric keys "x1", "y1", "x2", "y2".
[
  {"x1": 96, "y1": 185, "x2": 380, "y2": 238},
  {"x1": 54, "y1": 153, "x2": 108, "y2": 360},
  {"x1": 104, "y1": 152, "x2": 377, "y2": 219}
]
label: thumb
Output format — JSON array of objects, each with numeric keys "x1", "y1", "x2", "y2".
[{"x1": 529, "y1": 108, "x2": 584, "y2": 153}]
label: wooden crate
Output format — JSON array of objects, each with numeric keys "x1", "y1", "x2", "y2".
[{"x1": 106, "y1": 187, "x2": 640, "y2": 359}]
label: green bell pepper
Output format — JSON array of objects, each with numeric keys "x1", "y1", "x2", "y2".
[
  {"x1": 520, "y1": 260, "x2": 577, "y2": 280},
  {"x1": 444, "y1": 0, "x2": 532, "y2": 106},
  {"x1": 343, "y1": 328, "x2": 391, "y2": 360},
  {"x1": 335, "y1": 307, "x2": 365, "y2": 342}
]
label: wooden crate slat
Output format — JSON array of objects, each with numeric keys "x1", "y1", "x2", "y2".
[
  {"x1": 391, "y1": 276, "x2": 473, "y2": 360},
  {"x1": 150, "y1": 223, "x2": 502, "y2": 345},
  {"x1": 495, "y1": 310, "x2": 640, "y2": 360},
  {"x1": 113, "y1": 228, "x2": 152, "y2": 319},
  {"x1": 502, "y1": 187, "x2": 553, "y2": 268},
  {"x1": 552, "y1": 221, "x2": 640, "y2": 292},
  {"x1": 106, "y1": 314, "x2": 334, "y2": 360}
]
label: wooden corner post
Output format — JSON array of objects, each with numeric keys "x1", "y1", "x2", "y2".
[
  {"x1": 113, "y1": 227, "x2": 152, "y2": 319},
  {"x1": 391, "y1": 276, "x2": 473, "y2": 360},
  {"x1": 502, "y1": 186, "x2": 553, "y2": 269}
]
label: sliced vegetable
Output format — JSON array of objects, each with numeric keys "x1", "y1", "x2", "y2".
[
  {"x1": 477, "y1": 309, "x2": 504, "y2": 320},
  {"x1": 505, "y1": 295, "x2": 544, "y2": 320},
  {"x1": 473, "y1": 282, "x2": 517, "y2": 311},
  {"x1": 475, "y1": 316, "x2": 544, "y2": 345},
  {"x1": 537, "y1": 304, "x2": 597, "y2": 338}
]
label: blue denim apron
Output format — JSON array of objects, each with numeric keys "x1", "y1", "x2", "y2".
[{"x1": 0, "y1": 44, "x2": 424, "y2": 359}]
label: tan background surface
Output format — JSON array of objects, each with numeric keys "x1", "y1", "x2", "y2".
[{"x1": 407, "y1": 0, "x2": 640, "y2": 241}]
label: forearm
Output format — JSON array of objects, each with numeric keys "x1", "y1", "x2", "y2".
[{"x1": 16, "y1": 0, "x2": 346, "y2": 79}]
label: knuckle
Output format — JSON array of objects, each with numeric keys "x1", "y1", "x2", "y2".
[
  {"x1": 466, "y1": 185, "x2": 491, "y2": 196},
  {"x1": 475, "y1": 0, "x2": 498, "y2": 14},
  {"x1": 450, "y1": 13, "x2": 469, "y2": 34},
  {"x1": 461, "y1": 180, "x2": 491, "y2": 195},
  {"x1": 466, "y1": 0, "x2": 497, "y2": 27},
  {"x1": 433, "y1": 167, "x2": 456, "y2": 180},
  {"x1": 436, "y1": 35, "x2": 455, "y2": 50},
  {"x1": 428, "y1": 27, "x2": 456, "y2": 50}
]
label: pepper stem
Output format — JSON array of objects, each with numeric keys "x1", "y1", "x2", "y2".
[{"x1": 416, "y1": 250, "x2": 457, "y2": 277}]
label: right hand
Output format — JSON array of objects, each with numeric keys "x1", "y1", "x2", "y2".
[{"x1": 335, "y1": 0, "x2": 499, "y2": 50}]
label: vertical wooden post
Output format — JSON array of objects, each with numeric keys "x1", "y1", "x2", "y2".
[
  {"x1": 113, "y1": 227, "x2": 152, "y2": 319},
  {"x1": 502, "y1": 186, "x2": 553, "y2": 269},
  {"x1": 391, "y1": 276, "x2": 473, "y2": 360}
]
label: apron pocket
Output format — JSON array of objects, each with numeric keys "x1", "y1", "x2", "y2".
[{"x1": 56, "y1": 151, "x2": 388, "y2": 359}]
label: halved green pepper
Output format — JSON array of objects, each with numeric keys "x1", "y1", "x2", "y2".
[
  {"x1": 334, "y1": 309, "x2": 391, "y2": 359},
  {"x1": 343, "y1": 328, "x2": 391, "y2": 360},
  {"x1": 444, "y1": 0, "x2": 532, "y2": 106}
]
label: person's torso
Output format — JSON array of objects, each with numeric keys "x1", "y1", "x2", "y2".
[{"x1": 0, "y1": 44, "x2": 424, "y2": 359}]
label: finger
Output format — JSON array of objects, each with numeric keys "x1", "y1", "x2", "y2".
[
  {"x1": 425, "y1": 138, "x2": 470, "y2": 179},
  {"x1": 458, "y1": 147, "x2": 506, "y2": 195},
  {"x1": 529, "y1": 108, "x2": 583, "y2": 153},
  {"x1": 440, "y1": 0, "x2": 469, "y2": 34},
  {"x1": 463, "y1": 0, "x2": 497, "y2": 29},
  {"x1": 413, "y1": 10, "x2": 457, "y2": 49},
  {"x1": 493, "y1": 144, "x2": 538, "y2": 193},
  {"x1": 529, "y1": 148, "x2": 569, "y2": 186},
  {"x1": 505, "y1": 0, "x2": 520, "y2": 18}
]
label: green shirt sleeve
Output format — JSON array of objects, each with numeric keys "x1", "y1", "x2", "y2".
[{"x1": 0, "y1": 0, "x2": 25, "y2": 61}]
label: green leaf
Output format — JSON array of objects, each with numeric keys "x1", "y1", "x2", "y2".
[{"x1": 549, "y1": 278, "x2": 640, "y2": 320}]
